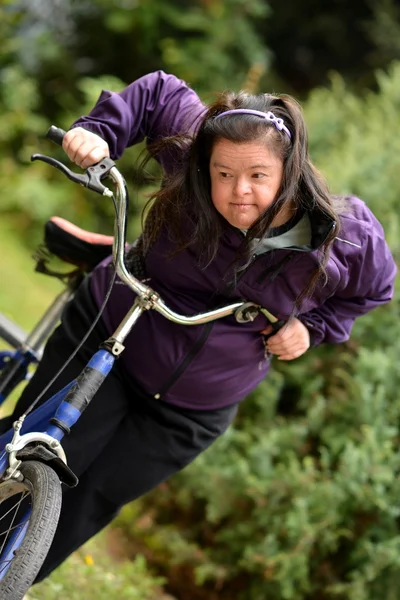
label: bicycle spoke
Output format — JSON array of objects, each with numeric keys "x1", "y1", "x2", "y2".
[
  {"x1": 0, "y1": 516, "x2": 30, "y2": 576},
  {"x1": 0, "y1": 517, "x2": 30, "y2": 547},
  {"x1": 0, "y1": 492, "x2": 29, "y2": 523},
  {"x1": 0, "y1": 492, "x2": 30, "y2": 555},
  {"x1": 0, "y1": 558, "x2": 15, "y2": 575}
]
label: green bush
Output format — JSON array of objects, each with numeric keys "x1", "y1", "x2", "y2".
[{"x1": 305, "y1": 63, "x2": 400, "y2": 254}]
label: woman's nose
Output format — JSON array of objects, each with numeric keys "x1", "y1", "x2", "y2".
[{"x1": 233, "y1": 177, "x2": 251, "y2": 196}]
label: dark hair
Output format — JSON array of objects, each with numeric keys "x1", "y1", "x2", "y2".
[{"x1": 140, "y1": 90, "x2": 341, "y2": 306}]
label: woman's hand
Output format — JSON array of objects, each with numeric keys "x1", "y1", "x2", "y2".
[
  {"x1": 262, "y1": 317, "x2": 310, "y2": 361},
  {"x1": 62, "y1": 127, "x2": 110, "y2": 169}
]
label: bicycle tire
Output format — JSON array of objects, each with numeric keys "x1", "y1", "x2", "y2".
[{"x1": 0, "y1": 460, "x2": 62, "y2": 600}]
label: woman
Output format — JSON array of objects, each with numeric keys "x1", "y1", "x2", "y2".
[{"x1": 8, "y1": 70, "x2": 396, "y2": 581}]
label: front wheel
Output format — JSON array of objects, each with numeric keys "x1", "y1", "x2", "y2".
[{"x1": 0, "y1": 460, "x2": 62, "y2": 600}]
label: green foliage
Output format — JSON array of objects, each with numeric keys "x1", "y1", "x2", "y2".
[
  {"x1": 305, "y1": 62, "x2": 400, "y2": 254},
  {"x1": 0, "y1": 3, "x2": 23, "y2": 67},
  {"x1": 17, "y1": 0, "x2": 269, "y2": 111},
  {"x1": 154, "y1": 0, "x2": 270, "y2": 93},
  {"x1": 0, "y1": 67, "x2": 148, "y2": 246},
  {"x1": 366, "y1": 0, "x2": 400, "y2": 69}
]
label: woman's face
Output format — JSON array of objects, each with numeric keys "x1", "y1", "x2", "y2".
[{"x1": 209, "y1": 138, "x2": 284, "y2": 230}]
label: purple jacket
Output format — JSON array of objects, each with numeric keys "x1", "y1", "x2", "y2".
[{"x1": 71, "y1": 71, "x2": 397, "y2": 410}]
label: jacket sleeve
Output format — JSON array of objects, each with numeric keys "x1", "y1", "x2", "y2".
[
  {"x1": 298, "y1": 209, "x2": 397, "y2": 347},
  {"x1": 69, "y1": 70, "x2": 205, "y2": 169}
]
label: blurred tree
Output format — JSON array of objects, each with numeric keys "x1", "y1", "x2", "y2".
[
  {"x1": 9, "y1": 0, "x2": 400, "y2": 111},
  {"x1": 259, "y1": 0, "x2": 400, "y2": 94},
  {"x1": 260, "y1": 0, "x2": 374, "y2": 93},
  {"x1": 13, "y1": 0, "x2": 269, "y2": 121},
  {"x1": 367, "y1": 0, "x2": 400, "y2": 70}
]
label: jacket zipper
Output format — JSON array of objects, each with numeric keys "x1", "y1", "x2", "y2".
[
  {"x1": 153, "y1": 250, "x2": 293, "y2": 399},
  {"x1": 154, "y1": 321, "x2": 215, "y2": 399},
  {"x1": 256, "y1": 251, "x2": 295, "y2": 284},
  {"x1": 153, "y1": 256, "x2": 253, "y2": 399}
]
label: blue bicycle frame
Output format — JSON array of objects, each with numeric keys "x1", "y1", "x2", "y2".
[{"x1": 0, "y1": 348, "x2": 114, "y2": 576}]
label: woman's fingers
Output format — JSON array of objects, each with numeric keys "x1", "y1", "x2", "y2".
[
  {"x1": 63, "y1": 127, "x2": 110, "y2": 168},
  {"x1": 273, "y1": 344, "x2": 309, "y2": 361},
  {"x1": 264, "y1": 318, "x2": 310, "y2": 361}
]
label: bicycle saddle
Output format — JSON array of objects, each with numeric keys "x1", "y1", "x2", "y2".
[{"x1": 44, "y1": 216, "x2": 114, "y2": 272}]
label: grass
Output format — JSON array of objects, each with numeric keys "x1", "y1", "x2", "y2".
[
  {"x1": 25, "y1": 531, "x2": 167, "y2": 600},
  {"x1": 0, "y1": 217, "x2": 61, "y2": 330},
  {"x1": 0, "y1": 217, "x2": 62, "y2": 416}
]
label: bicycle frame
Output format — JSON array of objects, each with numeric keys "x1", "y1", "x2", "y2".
[
  {"x1": 0, "y1": 284, "x2": 79, "y2": 404},
  {"x1": 0, "y1": 155, "x2": 271, "y2": 573}
]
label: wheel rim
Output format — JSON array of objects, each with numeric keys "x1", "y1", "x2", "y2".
[{"x1": 0, "y1": 478, "x2": 32, "y2": 579}]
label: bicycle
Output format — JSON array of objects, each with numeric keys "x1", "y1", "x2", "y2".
[{"x1": 0, "y1": 127, "x2": 283, "y2": 600}]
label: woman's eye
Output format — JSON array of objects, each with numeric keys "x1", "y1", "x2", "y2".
[
  {"x1": 220, "y1": 172, "x2": 232, "y2": 178},
  {"x1": 252, "y1": 173, "x2": 266, "y2": 179}
]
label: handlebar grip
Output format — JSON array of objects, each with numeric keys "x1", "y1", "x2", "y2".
[
  {"x1": 46, "y1": 126, "x2": 67, "y2": 146},
  {"x1": 262, "y1": 319, "x2": 286, "y2": 342}
]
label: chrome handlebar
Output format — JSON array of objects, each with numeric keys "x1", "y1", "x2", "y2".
[
  {"x1": 32, "y1": 128, "x2": 280, "y2": 339},
  {"x1": 107, "y1": 165, "x2": 262, "y2": 328}
]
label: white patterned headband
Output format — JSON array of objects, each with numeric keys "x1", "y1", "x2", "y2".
[{"x1": 214, "y1": 109, "x2": 291, "y2": 140}]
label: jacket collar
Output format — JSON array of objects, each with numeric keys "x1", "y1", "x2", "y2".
[{"x1": 228, "y1": 207, "x2": 335, "y2": 254}]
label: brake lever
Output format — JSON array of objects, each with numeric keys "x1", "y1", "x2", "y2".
[{"x1": 31, "y1": 154, "x2": 115, "y2": 197}]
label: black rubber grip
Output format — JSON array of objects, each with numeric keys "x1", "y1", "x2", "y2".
[
  {"x1": 46, "y1": 126, "x2": 67, "y2": 146},
  {"x1": 64, "y1": 365, "x2": 106, "y2": 414},
  {"x1": 271, "y1": 319, "x2": 286, "y2": 332}
]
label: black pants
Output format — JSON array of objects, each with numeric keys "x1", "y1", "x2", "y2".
[{"x1": 3, "y1": 278, "x2": 238, "y2": 582}]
